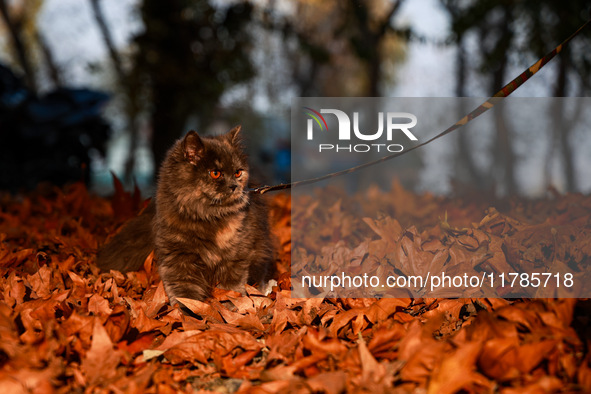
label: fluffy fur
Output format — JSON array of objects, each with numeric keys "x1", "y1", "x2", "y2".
[{"x1": 97, "y1": 126, "x2": 275, "y2": 304}]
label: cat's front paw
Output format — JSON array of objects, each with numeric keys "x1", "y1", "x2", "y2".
[
  {"x1": 163, "y1": 280, "x2": 210, "y2": 305},
  {"x1": 260, "y1": 279, "x2": 277, "y2": 296}
]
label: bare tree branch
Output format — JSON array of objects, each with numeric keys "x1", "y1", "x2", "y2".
[
  {"x1": 36, "y1": 30, "x2": 62, "y2": 87},
  {"x1": 378, "y1": 0, "x2": 403, "y2": 37},
  {"x1": 90, "y1": 0, "x2": 125, "y2": 81}
]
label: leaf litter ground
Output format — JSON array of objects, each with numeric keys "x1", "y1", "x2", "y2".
[{"x1": 0, "y1": 181, "x2": 590, "y2": 393}]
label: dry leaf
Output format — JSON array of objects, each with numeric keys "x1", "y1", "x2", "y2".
[{"x1": 0, "y1": 181, "x2": 588, "y2": 392}]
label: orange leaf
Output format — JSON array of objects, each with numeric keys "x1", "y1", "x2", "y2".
[
  {"x1": 82, "y1": 318, "x2": 122, "y2": 386},
  {"x1": 164, "y1": 330, "x2": 262, "y2": 366},
  {"x1": 427, "y1": 341, "x2": 488, "y2": 394},
  {"x1": 176, "y1": 297, "x2": 224, "y2": 323}
]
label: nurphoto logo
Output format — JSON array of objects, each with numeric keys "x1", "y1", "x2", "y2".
[{"x1": 303, "y1": 107, "x2": 418, "y2": 153}]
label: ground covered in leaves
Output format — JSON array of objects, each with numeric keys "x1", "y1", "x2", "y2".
[
  {"x1": 292, "y1": 182, "x2": 591, "y2": 299},
  {"x1": 0, "y1": 181, "x2": 590, "y2": 393}
]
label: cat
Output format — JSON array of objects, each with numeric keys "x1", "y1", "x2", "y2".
[{"x1": 97, "y1": 126, "x2": 275, "y2": 305}]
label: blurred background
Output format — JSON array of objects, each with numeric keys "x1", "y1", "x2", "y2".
[{"x1": 0, "y1": 0, "x2": 590, "y2": 196}]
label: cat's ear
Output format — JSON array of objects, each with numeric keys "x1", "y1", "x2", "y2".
[
  {"x1": 226, "y1": 125, "x2": 242, "y2": 145},
  {"x1": 182, "y1": 130, "x2": 204, "y2": 165}
]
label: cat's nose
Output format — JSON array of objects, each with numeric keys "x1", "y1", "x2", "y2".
[{"x1": 229, "y1": 184, "x2": 238, "y2": 192}]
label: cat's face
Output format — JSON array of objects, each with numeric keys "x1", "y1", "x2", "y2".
[{"x1": 160, "y1": 126, "x2": 250, "y2": 220}]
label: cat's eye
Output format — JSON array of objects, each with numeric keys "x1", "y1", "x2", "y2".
[
  {"x1": 234, "y1": 170, "x2": 243, "y2": 178},
  {"x1": 209, "y1": 170, "x2": 222, "y2": 179}
]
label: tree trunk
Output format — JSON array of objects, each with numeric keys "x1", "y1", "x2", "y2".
[
  {"x1": 150, "y1": 86, "x2": 191, "y2": 169},
  {"x1": 90, "y1": 0, "x2": 140, "y2": 184},
  {"x1": 368, "y1": 48, "x2": 381, "y2": 97},
  {"x1": 553, "y1": 55, "x2": 575, "y2": 192},
  {"x1": 490, "y1": 7, "x2": 516, "y2": 196},
  {"x1": 347, "y1": 0, "x2": 403, "y2": 97},
  {"x1": 454, "y1": 37, "x2": 486, "y2": 188},
  {"x1": 493, "y1": 102, "x2": 515, "y2": 195},
  {"x1": 0, "y1": 0, "x2": 37, "y2": 93}
]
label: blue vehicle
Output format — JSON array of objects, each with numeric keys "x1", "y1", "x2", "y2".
[{"x1": 0, "y1": 64, "x2": 111, "y2": 192}]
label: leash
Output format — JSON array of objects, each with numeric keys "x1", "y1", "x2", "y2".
[{"x1": 250, "y1": 18, "x2": 591, "y2": 195}]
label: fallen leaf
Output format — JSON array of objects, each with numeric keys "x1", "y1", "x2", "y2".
[{"x1": 82, "y1": 318, "x2": 122, "y2": 386}]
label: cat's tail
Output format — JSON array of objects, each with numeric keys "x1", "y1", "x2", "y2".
[{"x1": 97, "y1": 200, "x2": 155, "y2": 273}]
